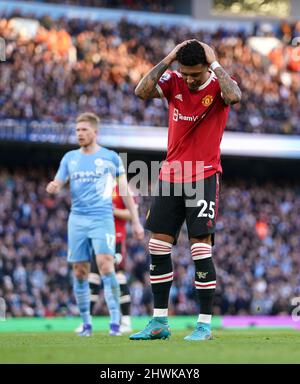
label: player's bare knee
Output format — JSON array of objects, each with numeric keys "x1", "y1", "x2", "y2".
[
  {"x1": 96, "y1": 254, "x2": 115, "y2": 275},
  {"x1": 151, "y1": 233, "x2": 174, "y2": 244},
  {"x1": 190, "y1": 234, "x2": 212, "y2": 246},
  {"x1": 72, "y1": 263, "x2": 89, "y2": 280}
]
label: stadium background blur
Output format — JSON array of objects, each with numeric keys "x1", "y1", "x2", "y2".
[{"x1": 0, "y1": 0, "x2": 300, "y2": 321}]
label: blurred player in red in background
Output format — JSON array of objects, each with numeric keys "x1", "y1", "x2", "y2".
[
  {"x1": 77, "y1": 184, "x2": 136, "y2": 334},
  {"x1": 111, "y1": 184, "x2": 135, "y2": 333}
]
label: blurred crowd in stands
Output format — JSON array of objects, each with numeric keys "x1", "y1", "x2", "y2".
[
  {"x1": 0, "y1": 167, "x2": 299, "y2": 318},
  {"x1": 1, "y1": 13, "x2": 300, "y2": 134}
]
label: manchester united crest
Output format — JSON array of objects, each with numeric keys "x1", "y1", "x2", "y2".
[{"x1": 202, "y1": 95, "x2": 214, "y2": 107}]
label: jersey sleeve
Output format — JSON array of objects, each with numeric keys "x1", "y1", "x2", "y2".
[
  {"x1": 55, "y1": 154, "x2": 69, "y2": 182},
  {"x1": 156, "y1": 70, "x2": 174, "y2": 101}
]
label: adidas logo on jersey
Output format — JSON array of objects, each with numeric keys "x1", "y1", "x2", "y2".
[{"x1": 175, "y1": 94, "x2": 183, "y2": 101}]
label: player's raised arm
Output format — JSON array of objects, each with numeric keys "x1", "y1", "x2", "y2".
[
  {"x1": 117, "y1": 174, "x2": 144, "y2": 240},
  {"x1": 135, "y1": 40, "x2": 194, "y2": 100},
  {"x1": 200, "y1": 42, "x2": 242, "y2": 105}
]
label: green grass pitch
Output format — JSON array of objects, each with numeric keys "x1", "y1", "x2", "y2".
[{"x1": 1, "y1": 330, "x2": 300, "y2": 364}]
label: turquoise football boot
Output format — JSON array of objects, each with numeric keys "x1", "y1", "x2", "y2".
[
  {"x1": 129, "y1": 318, "x2": 171, "y2": 340},
  {"x1": 184, "y1": 322, "x2": 212, "y2": 341}
]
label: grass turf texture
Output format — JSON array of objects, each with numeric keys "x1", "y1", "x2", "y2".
[{"x1": 0, "y1": 330, "x2": 300, "y2": 364}]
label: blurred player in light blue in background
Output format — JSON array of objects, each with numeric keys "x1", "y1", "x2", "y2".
[{"x1": 46, "y1": 112, "x2": 144, "y2": 336}]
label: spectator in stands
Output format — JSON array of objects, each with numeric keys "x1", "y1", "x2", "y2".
[
  {"x1": 1, "y1": 15, "x2": 300, "y2": 134},
  {"x1": 17, "y1": 0, "x2": 176, "y2": 13}
]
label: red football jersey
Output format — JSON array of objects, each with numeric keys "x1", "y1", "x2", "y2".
[
  {"x1": 112, "y1": 185, "x2": 127, "y2": 242},
  {"x1": 156, "y1": 70, "x2": 230, "y2": 182}
]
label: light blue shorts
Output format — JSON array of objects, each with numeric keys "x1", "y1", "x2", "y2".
[{"x1": 67, "y1": 213, "x2": 116, "y2": 263}]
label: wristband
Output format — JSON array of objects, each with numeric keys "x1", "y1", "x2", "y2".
[{"x1": 210, "y1": 61, "x2": 221, "y2": 71}]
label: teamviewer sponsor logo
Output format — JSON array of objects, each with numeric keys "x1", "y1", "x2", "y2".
[{"x1": 173, "y1": 108, "x2": 200, "y2": 122}]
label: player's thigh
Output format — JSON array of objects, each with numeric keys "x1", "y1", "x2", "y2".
[
  {"x1": 67, "y1": 214, "x2": 91, "y2": 263},
  {"x1": 145, "y1": 180, "x2": 185, "y2": 243},
  {"x1": 89, "y1": 217, "x2": 116, "y2": 257},
  {"x1": 185, "y1": 173, "x2": 220, "y2": 244}
]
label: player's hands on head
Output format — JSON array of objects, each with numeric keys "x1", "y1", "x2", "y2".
[
  {"x1": 166, "y1": 40, "x2": 217, "y2": 66},
  {"x1": 166, "y1": 39, "x2": 196, "y2": 63},
  {"x1": 198, "y1": 42, "x2": 217, "y2": 65},
  {"x1": 46, "y1": 180, "x2": 61, "y2": 195},
  {"x1": 132, "y1": 221, "x2": 145, "y2": 241}
]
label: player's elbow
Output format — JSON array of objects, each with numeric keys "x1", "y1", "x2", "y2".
[
  {"x1": 134, "y1": 86, "x2": 147, "y2": 100},
  {"x1": 226, "y1": 90, "x2": 242, "y2": 105}
]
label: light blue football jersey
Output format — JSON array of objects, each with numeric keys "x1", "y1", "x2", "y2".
[{"x1": 55, "y1": 147, "x2": 125, "y2": 217}]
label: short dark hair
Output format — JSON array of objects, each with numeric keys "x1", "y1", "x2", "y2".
[{"x1": 176, "y1": 41, "x2": 207, "y2": 66}]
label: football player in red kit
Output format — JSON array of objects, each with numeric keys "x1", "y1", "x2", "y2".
[
  {"x1": 130, "y1": 40, "x2": 241, "y2": 341},
  {"x1": 112, "y1": 185, "x2": 133, "y2": 333}
]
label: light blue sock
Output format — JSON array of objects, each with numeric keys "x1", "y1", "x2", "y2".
[
  {"x1": 73, "y1": 277, "x2": 92, "y2": 325},
  {"x1": 102, "y1": 272, "x2": 120, "y2": 325}
]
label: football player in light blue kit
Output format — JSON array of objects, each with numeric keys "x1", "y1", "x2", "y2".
[{"x1": 46, "y1": 112, "x2": 144, "y2": 336}]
